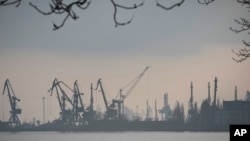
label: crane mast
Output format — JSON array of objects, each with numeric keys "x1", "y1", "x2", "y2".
[
  {"x1": 73, "y1": 81, "x2": 84, "y2": 113},
  {"x1": 72, "y1": 80, "x2": 84, "y2": 124},
  {"x1": 2, "y1": 79, "x2": 21, "y2": 127}
]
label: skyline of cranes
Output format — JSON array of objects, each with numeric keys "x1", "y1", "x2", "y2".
[{"x1": 1, "y1": 68, "x2": 249, "y2": 126}]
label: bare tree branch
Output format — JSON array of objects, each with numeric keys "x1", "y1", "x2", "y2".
[
  {"x1": 197, "y1": 0, "x2": 215, "y2": 5},
  {"x1": 232, "y1": 41, "x2": 250, "y2": 63},
  {"x1": 156, "y1": 0, "x2": 185, "y2": 10},
  {"x1": 110, "y1": 0, "x2": 145, "y2": 27},
  {"x1": 30, "y1": 0, "x2": 144, "y2": 30},
  {"x1": 237, "y1": 0, "x2": 250, "y2": 5},
  {"x1": 0, "y1": 0, "x2": 21, "y2": 7},
  {"x1": 231, "y1": 0, "x2": 250, "y2": 62},
  {"x1": 230, "y1": 17, "x2": 250, "y2": 34},
  {"x1": 29, "y1": 0, "x2": 91, "y2": 30}
]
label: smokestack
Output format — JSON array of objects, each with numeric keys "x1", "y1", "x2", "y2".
[
  {"x1": 213, "y1": 77, "x2": 218, "y2": 107},
  {"x1": 190, "y1": 82, "x2": 193, "y2": 109},
  {"x1": 164, "y1": 93, "x2": 168, "y2": 107},
  {"x1": 208, "y1": 82, "x2": 211, "y2": 104},
  {"x1": 90, "y1": 83, "x2": 94, "y2": 111}
]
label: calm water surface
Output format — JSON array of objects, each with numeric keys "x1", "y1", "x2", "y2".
[{"x1": 0, "y1": 132, "x2": 228, "y2": 141}]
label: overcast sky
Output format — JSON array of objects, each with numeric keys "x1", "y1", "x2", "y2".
[{"x1": 0, "y1": 0, "x2": 250, "y2": 122}]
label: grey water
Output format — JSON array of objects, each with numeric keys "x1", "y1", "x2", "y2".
[{"x1": 0, "y1": 132, "x2": 228, "y2": 141}]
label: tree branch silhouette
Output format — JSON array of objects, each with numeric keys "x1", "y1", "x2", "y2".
[
  {"x1": 29, "y1": 0, "x2": 91, "y2": 30},
  {"x1": 197, "y1": 0, "x2": 215, "y2": 5},
  {"x1": 29, "y1": 0, "x2": 144, "y2": 30},
  {"x1": 110, "y1": 0, "x2": 145, "y2": 27},
  {"x1": 232, "y1": 41, "x2": 250, "y2": 63},
  {"x1": 156, "y1": 0, "x2": 185, "y2": 10},
  {"x1": 231, "y1": 0, "x2": 250, "y2": 62},
  {"x1": 0, "y1": 0, "x2": 21, "y2": 7}
]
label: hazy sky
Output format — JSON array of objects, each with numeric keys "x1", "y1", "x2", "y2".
[{"x1": 0, "y1": 0, "x2": 249, "y2": 122}]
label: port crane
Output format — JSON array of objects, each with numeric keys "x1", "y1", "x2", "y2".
[
  {"x1": 48, "y1": 78, "x2": 84, "y2": 125},
  {"x1": 95, "y1": 78, "x2": 117, "y2": 120},
  {"x1": 2, "y1": 79, "x2": 21, "y2": 127},
  {"x1": 117, "y1": 66, "x2": 150, "y2": 119}
]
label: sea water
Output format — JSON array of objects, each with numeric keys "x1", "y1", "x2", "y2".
[{"x1": 0, "y1": 131, "x2": 228, "y2": 141}]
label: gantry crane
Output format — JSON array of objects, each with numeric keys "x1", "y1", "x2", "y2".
[
  {"x1": 2, "y1": 79, "x2": 21, "y2": 127},
  {"x1": 117, "y1": 66, "x2": 150, "y2": 118},
  {"x1": 95, "y1": 78, "x2": 117, "y2": 120}
]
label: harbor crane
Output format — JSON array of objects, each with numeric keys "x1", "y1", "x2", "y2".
[
  {"x1": 117, "y1": 66, "x2": 150, "y2": 119},
  {"x1": 2, "y1": 79, "x2": 21, "y2": 127},
  {"x1": 48, "y1": 78, "x2": 84, "y2": 125},
  {"x1": 48, "y1": 78, "x2": 73, "y2": 123},
  {"x1": 95, "y1": 78, "x2": 117, "y2": 120}
]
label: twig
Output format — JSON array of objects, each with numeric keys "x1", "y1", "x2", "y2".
[
  {"x1": 110, "y1": 0, "x2": 145, "y2": 27},
  {"x1": 0, "y1": 0, "x2": 21, "y2": 7},
  {"x1": 156, "y1": 0, "x2": 185, "y2": 10},
  {"x1": 29, "y1": 0, "x2": 91, "y2": 30}
]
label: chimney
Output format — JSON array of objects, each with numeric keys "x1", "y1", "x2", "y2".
[
  {"x1": 164, "y1": 93, "x2": 168, "y2": 107},
  {"x1": 190, "y1": 82, "x2": 193, "y2": 110},
  {"x1": 213, "y1": 77, "x2": 218, "y2": 107},
  {"x1": 208, "y1": 82, "x2": 211, "y2": 104}
]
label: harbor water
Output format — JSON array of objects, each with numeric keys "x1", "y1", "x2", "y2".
[{"x1": 0, "y1": 131, "x2": 228, "y2": 141}]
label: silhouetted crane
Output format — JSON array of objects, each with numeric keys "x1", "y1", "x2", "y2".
[
  {"x1": 117, "y1": 66, "x2": 150, "y2": 118},
  {"x1": 2, "y1": 79, "x2": 21, "y2": 127},
  {"x1": 95, "y1": 78, "x2": 117, "y2": 120},
  {"x1": 48, "y1": 78, "x2": 84, "y2": 125}
]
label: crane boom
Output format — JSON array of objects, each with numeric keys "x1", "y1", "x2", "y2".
[
  {"x1": 115, "y1": 66, "x2": 150, "y2": 119},
  {"x1": 48, "y1": 78, "x2": 73, "y2": 106},
  {"x1": 95, "y1": 78, "x2": 109, "y2": 110},
  {"x1": 121, "y1": 66, "x2": 150, "y2": 100}
]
